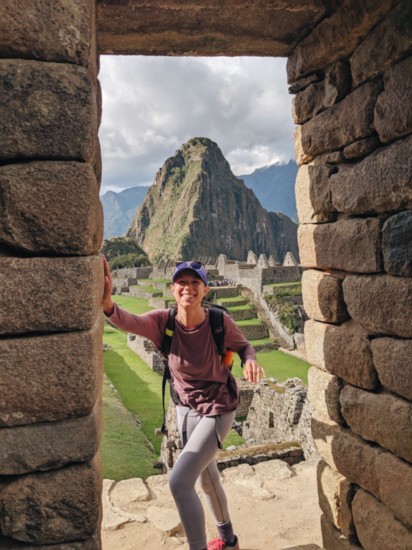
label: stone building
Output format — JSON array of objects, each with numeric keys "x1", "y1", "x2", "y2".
[{"x1": 0, "y1": 1, "x2": 411, "y2": 549}]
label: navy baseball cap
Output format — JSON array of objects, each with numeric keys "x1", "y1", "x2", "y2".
[{"x1": 172, "y1": 261, "x2": 208, "y2": 285}]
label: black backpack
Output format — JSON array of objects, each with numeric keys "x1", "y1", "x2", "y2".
[{"x1": 159, "y1": 301, "x2": 233, "y2": 434}]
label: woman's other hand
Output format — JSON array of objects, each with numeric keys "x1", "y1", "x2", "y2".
[
  {"x1": 102, "y1": 256, "x2": 115, "y2": 316},
  {"x1": 243, "y1": 360, "x2": 265, "y2": 384}
]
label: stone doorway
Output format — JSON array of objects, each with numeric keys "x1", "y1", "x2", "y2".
[{"x1": 0, "y1": 1, "x2": 411, "y2": 548}]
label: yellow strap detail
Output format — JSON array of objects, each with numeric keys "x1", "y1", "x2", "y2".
[{"x1": 165, "y1": 328, "x2": 174, "y2": 337}]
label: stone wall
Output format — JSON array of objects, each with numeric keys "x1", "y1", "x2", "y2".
[
  {"x1": 242, "y1": 378, "x2": 318, "y2": 461},
  {"x1": 289, "y1": 1, "x2": 412, "y2": 548},
  {"x1": 127, "y1": 335, "x2": 164, "y2": 375},
  {"x1": 0, "y1": 1, "x2": 103, "y2": 547}
]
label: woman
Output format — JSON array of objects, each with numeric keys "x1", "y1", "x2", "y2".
[{"x1": 102, "y1": 258, "x2": 264, "y2": 550}]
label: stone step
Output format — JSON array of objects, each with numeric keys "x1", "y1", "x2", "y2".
[
  {"x1": 218, "y1": 298, "x2": 249, "y2": 308},
  {"x1": 229, "y1": 308, "x2": 257, "y2": 321},
  {"x1": 207, "y1": 286, "x2": 241, "y2": 299},
  {"x1": 129, "y1": 287, "x2": 163, "y2": 299},
  {"x1": 237, "y1": 323, "x2": 269, "y2": 340}
]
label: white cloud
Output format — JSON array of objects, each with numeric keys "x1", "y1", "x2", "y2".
[{"x1": 99, "y1": 56, "x2": 295, "y2": 193}]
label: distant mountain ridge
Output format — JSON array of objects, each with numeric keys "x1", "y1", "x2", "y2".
[
  {"x1": 101, "y1": 186, "x2": 149, "y2": 239},
  {"x1": 101, "y1": 160, "x2": 298, "y2": 240},
  {"x1": 127, "y1": 137, "x2": 298, "y2": 263},
  {"x1": 239, "y1": 160, "x2": 298, "y2": 222}
]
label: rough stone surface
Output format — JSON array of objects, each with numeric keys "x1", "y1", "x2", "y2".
[
  {"x1": 287, "y1": 0, "x2": 397, "y2": 82},
  {"x1": 317, "y1": 460, "x2": 345, "y2": 528},
  {"x1": 311, "y1": 418, "x2": 344, "y2": 470},
  {"x1": 307, "y1": 320, "x2": 378, "y2": 390},
  {"x1": 331, "y1": 135, "x2": 412, "y2": 215},
  {"x1": 292, "y1": 61, "x2": 351, "y2": 124},
  {"x1": 343, "y1": 136, "x2": 381, "y2": 160},
  {"x1": 0, "y1": 161, "x2": 103, "y2": 255},
  {"x1": 102, "y1": 480, "x2": 146, "y2": 531},
  {"x1": 371, "y1": 338, "x2": 412, "y2": 400},
  {"x1": 97, "y1": 1, "x2": 327, "y2": 57},
  {"x1": 110, "y1": 478, "x2": 151, "y2": 511},
  {"x1": 295, "y1": 164, "x2": 335, "y2": 223},
  {"x1": 375, "y1": 56, "x2": 412, "y2": 143},
  {"x1": 0, "y1": 535, "x2": 100, "y2": 549},
  {"x1": 302, "y1": 269, "x2": 347, "y2": 323},
  {"x1": 300, "y1": 82, "x2": 381, "y2": 157},
  {"x1": 0, "y1": 322, "x2": 102, "y2": 426},
  {"x1": 288, "y1": 72, "x2": 322, "y2": 94},
  {"x1": 0, "y1": 0, "x2": 95, "y2": 67},
  {"x1": 146, "y1": 505, "x2": 182, "y2": 536},
  {"x1": 332, "y1": 430, "x2": 384, "y2": 500},
  {"x1": 308, "y1": 366, "x2": 344, "y2": 425},
  {"x1": 332, "y1": 429, "x2": 412, "y2": 527},
  {"x1": 0, "y1": 59, "x2": 97, "y2": 162},
  {"x1": 304, "y1": 319, "x2": 329, "y2": 369},
  {"x1": 339, "y1": 478, "x2": 357, "y2": 541},
  {"x1": 320, "y1": 514, "x2": 361, "y2": 550},
  {"x1": 298, "y1": 218, "x2": 382, "y2": 272},
  {"x1": 0, "y1": 462, "x2": 101, "y2": 545},
  {"x1": 293, "y1": 125, "x2": 314, "y2": 165},
  {"x1": 324, "y1": 324, "x2": 377, "y2": 389},
  {"x1": 351, "y1": 0, "x2": 412, "y2": 87},
  {"x1": 352, "y1": 490, "x2": 412, "y2": 550},
  {"x1": 382, "y1": 210, "x2": 412, "y2": 276},
  {"x1": 343, "y1": 274, "x2": 412, "y2": 337},
  {"x1": 0, "y1": 255, "x2": 103, "y2": 336},
  {"x1": 339, "y1": 385, "x2": 412, "y2": 462},
  {"x1": 375, "y1": 451, "x2": 412, "y2": 528},
  {"x1": 0, "y1": 404, "x2": 101, "y2": 474}
]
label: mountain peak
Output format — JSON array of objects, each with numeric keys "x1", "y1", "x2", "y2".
[{"x1": 127, "y1": 138, "x2": 298, "y2": 263}]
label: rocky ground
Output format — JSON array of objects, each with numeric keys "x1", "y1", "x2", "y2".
[{"x1": 102, "y1": 459, "x2": 323, "y2": 550}]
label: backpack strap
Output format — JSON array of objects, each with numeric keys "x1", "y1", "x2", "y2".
[
  {"x1": 159, "y1": 308, "x2": 177, "y2": 434},
  {"x1": 207, "y1": 306, "x2": 225, "y2": 357}
]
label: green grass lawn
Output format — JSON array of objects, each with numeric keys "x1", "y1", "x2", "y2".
[
  {"x1": 102, "y1": 374, "x2": 160, "y2": 480},
  {"x1": 231, "y1": 350, "x2": 309, "y2": 384},
  {"x1": 104, "y1": 324, "x2": 166, "y2": 455},
  {"x1": 112, "y1": 295, "x2": 153, "y2": 314}
]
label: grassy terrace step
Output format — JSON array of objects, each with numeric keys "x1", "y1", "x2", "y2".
[
  {"x1": 229, "y1": 308, "x2": 257, "y2": 321},
  {"x1": 207, "y1": 286, "x2": 241, "y2": 299},
  {"x1": 129, "y1": 285, "x2": 163, "y2": 298},
  {"x1": 218, "y1": 295, "x2": 249, "y2": 307}
]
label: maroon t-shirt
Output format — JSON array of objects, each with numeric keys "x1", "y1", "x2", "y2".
[{"x1": 108, "y1": 304, "x2": 256, "y2": 415}]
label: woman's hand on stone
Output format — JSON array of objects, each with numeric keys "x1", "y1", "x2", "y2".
[
  {"x1": 243, "y1": 360, "x2": 265, "y2": 384},
  {"x1": 102, "y1": 256, "x2": 115, "y2": 316}
]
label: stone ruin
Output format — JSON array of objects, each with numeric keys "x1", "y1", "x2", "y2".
[{"x1": 0, "y1": 1, "x2": 411, "y2": 549}]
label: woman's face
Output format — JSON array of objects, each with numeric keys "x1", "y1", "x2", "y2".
[{"x1": 171, "y1": 270, "x2": 209, "y2": 310}]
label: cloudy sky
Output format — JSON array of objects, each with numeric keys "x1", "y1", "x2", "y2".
[{"x1": 98, "y1": 56, "x2": 296, "y2": 194}]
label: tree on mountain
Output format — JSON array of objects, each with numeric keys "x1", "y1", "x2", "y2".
[{"x1": 101, "y1": 237, "x2": 151, "y2": 269}]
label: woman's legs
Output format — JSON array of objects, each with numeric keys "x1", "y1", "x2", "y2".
[{"x1": 169, "y1": 408, "x2": 236, "y2": 550}]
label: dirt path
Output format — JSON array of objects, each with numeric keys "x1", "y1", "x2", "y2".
[{"x1": 102, "y1": 460, "x2": 323, "y2": 550}]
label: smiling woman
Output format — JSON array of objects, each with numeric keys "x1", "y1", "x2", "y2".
[{"x1": 101, "y1": 257, "x2": 265, "y2": 550}]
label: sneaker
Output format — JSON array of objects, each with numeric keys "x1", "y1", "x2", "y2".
[{"x1": 207, "y1": 536, "x2": 240, "y2": 550}]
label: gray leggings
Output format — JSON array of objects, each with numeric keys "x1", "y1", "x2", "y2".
[{"x1": 169, "y1": 406, "x2": 236, "y2": 550}]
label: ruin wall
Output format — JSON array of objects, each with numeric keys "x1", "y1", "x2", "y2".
[
  {"x1": 0, "y1": 1, "x2": 104, "y2": 547},
  {"x1": 289, "y1": 1, "x2": 412, "y2": 548}
]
